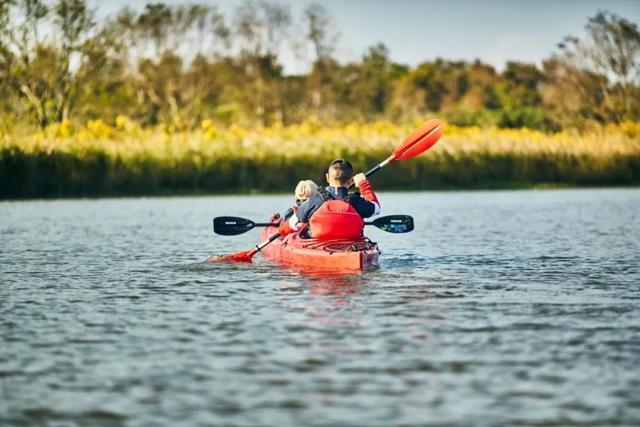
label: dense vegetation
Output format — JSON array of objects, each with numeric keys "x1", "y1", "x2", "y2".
[
  {"x1": 2, "y1": 121, "x2": 639, "y2": 198},
  {"x1": 0, "y1": 1, "x2": 639, "y2": 197},
  {"x1": 1, "y1": 1, "x2": 638, "y2": 131}
]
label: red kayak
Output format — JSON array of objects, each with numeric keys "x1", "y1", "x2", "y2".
[
  {"x1": 210, "y1": 119, "x2": 441, "y2": 266},
  {"x1": 259, "y1": 224, "x2": 380, "y2": 271}
]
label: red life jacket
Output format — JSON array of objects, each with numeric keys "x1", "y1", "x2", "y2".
[{"x1": 309, "y1": 189, "x2": 364, "y2": 239}]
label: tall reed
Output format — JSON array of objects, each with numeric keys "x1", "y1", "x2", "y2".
[{"x1": 1, "y1": 119, "x2": 639, "y2": 198}]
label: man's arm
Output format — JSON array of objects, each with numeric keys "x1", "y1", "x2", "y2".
[{"x1": 353, "y1": 173, "x2": 381, "y2": 217}]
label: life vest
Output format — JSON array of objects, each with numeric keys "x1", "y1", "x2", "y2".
[{"x1": 309, "y1": 188, "x2": 364, "y2": 239}]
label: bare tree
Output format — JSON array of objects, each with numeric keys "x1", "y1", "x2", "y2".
[
  {"x1": 555, "y1": 11, "x2": 640, "y2": 122},
  {"x1": 0, "y1": 0, "x2": 108, "y2": 127},
  {"x1": 52, "y1": 0, "x2": 95, "y2": 122},
  {"x1": 304, "y1": 3, "x2": 337, "y2": 63},
  {"x1": 109, "y1": 3, "x2": 230, "y2": 126},
  {"x1": 0, "y1": 0, "x2": 50, "y2": 127},
  {"x1": 233, "y1": 0, "x2": 291, "y2": 124},
  {"x1": 234, "y1": 0, "x2": 290, "y2": 58},
  {"x1": 302, "y1": 3, "x2": 338, "y2": 110}
]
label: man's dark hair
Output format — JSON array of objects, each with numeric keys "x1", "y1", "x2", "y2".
[{"x1": 327, "y1": 159, "x2": 354, "y2": 185}]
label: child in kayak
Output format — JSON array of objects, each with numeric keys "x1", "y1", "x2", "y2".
[
  {"x1": 294, "y1": 180, "x2": 319, "y2": 207},
  {"x1": 279, "y1": 159, "x2": 380, "y2": 239},
  {"x1": 271, "y1": 180, "x2": 319, "y2": 224}
]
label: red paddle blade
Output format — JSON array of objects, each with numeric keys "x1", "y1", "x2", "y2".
[
  {"x1": 208, "y1": 249, "x2": 257, "y2": 263},
  {"x1": 392, "y1": 119, "x2": 444, "y2": 162}
]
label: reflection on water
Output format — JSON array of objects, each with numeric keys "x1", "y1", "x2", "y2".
[{"x1": 1, "y1": 189, "x2": 639, "y2": 426}]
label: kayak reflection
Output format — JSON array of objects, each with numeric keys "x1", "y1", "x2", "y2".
[{"x1": 274, "y1": 263, "x2": 374, "y2": 297}]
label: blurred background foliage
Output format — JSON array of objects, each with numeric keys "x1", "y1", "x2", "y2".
[
  {"x1": 0, "y1": 1, "x2": 639, "y2": 197},
  {"x1": 1, "y1": 0, "x2": 638, "y2": 132}
]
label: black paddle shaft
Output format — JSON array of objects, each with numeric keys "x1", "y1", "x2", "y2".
[
  {"x1": 366, "y1": 215, "x2": 414, "y2": 233},
  {"x1": 214, "y1": 214, "x2": 413, "y2": 235},
  {"x1": 349, "y1": 156, "x2": 392, "y2": 189},
  {"x1": 349, "y1": 164, "x2": 382, "y2": 190},
  {"x1": 364, "y1": 163, "x2": 383, "y2": 177},
  {"x1": 214, "y1": 216, "x2": 276, "y2": 236}
]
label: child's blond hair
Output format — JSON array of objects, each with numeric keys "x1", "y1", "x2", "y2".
[{"x1": 294, "y1": 180, "x2": 319, "y2": 201}]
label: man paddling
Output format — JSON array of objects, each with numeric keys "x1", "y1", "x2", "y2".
[{"x1": 278, "y1": 159, "x2": 381, "y2": 239}]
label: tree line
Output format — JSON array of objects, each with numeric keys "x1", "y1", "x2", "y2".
[{"x1": 0, "y1": 0, "x2": 638, "y2": 132}]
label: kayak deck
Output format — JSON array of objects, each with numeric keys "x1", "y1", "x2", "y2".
[{"x1": 260, "y1": 226, "x2": 380, "y2": 271}]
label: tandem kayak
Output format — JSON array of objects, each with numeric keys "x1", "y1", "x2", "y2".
[{"x1": 259, "y1": 223, "x2": 380, "y2": 271}]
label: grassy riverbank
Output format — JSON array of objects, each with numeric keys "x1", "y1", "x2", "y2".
[{"x1": 1, "y1": 120, "x2": 639, "y2": 198}]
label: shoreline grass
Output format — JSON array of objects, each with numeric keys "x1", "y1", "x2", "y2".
[{"x1": 2, "y1": 120, "x2": 639, "y2": 199}]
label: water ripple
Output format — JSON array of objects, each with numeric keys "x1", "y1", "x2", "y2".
[{"x1": 1, "y1": 190, "x2": 639, "y2": 426}]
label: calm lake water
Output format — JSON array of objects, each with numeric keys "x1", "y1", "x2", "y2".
[{"x1": 1, "y1": 189, "x2": 639, "y2": 426}]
